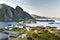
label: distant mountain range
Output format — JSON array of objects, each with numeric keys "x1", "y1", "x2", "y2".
[
  {"x1": 31, "y1": 15, "x2": 48, "y2": 19},
  {"x1": 31, "y1": 14, "x2": 60, "y2": 19},
  {"x1": 0, "y1": 4, "x2": 35, "y2": 21}
]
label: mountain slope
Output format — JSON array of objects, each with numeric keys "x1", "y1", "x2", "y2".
[{"x1": 0, "y1": 4, "x2": 35, "y2": 21}]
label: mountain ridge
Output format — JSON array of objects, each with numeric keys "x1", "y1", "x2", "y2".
[{"x1": 0, "y1": 4, "x2": 35, "y2": 21}]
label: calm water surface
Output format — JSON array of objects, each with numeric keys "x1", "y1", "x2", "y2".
[
  {"x1": 0, "y1": 22, "x2": 17, "y2": 39},
  {"x1": 0, "y1": 22, "x2": 17, "y2": 28}
]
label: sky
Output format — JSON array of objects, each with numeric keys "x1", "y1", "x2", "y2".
[{"x1": 0, "y1": 0, "x2": 60, "y2": 18}]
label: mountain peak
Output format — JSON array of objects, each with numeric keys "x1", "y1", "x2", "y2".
[
  {"x1": 0, "y1": 4, "x2": 6, "y2": 6},
  {"x1": 0, "y1": 4, "x2": 7, "y2": 8},
  {"x1": 16, "y1": 6, "x2": 23, "y2": 11},
  {"x1": 0, "y1": 4, "x2": 35, "y2": 21},
  {"x1": 0, "y1": 4, "x2": 8, "y2": 7}
]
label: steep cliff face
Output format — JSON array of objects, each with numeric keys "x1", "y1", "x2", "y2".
[
  {"x1": 0, "y1": 4, "x2": 15, "y2": 20},
  {"x1": 0, "y1": 4, "x2": 35, "y2": 21}
]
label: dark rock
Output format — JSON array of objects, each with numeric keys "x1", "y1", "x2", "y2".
[{"x1": 0, "y1": 4, "x2": 35, "y2": 21}]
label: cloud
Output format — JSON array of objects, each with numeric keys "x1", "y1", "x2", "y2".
[{"x1": 0, "y1": 0, "x2": 24, "y2": 7}]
